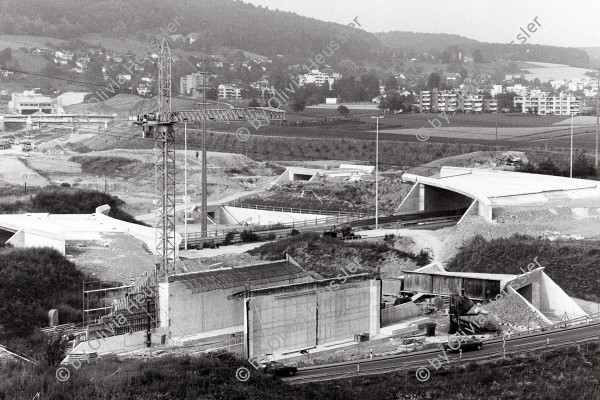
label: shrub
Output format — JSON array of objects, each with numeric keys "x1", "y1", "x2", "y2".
[
  {"x1": 223, "y1": 231, "x2": 236, "y2": 245},
  {"x1": 290, "y1": 229, "x2": 300, "y2": 236},
  {"x1": 240, "y1": 230, "x2": 259, "y2": 242},
  {"x1": 266, "y1": 233, "x2": 276, "y2": 240},
  {"x1": 337, "y1": 105, "x2": 350, "y2": 115}
]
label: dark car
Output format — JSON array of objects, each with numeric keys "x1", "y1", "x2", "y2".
[
  {"x1": 263, "y1": 361, "x2": 298, "y2": 376},
  {"x1": 443, "y1": 339, "x2": 483, "y2": 353}
]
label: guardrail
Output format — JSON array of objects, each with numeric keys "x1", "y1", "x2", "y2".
[
  {"x1": 183, "y1": 211, "x2": 462, "y2": 248},
  {"x1": 227, "y1": 203, "x2": 370, "y2": 218},
  {"x1": 185, "y1": 214, "x2": 368, "y2": 243}
]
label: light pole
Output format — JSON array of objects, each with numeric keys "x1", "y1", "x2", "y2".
[
  {"x1": 570, "y1": 113, "x2": 574, "y2": 179},
  {"x1": 371, "y1": 116, "x2": 383, "y2": 229},
  {"x1": 184, "y1": 122, "x2": 187, "y2": 250}
]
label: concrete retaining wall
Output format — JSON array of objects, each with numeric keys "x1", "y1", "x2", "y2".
[
  {"x1": 223, "y1": 206, "x2": 326, "y2": 226},
  {"x1": 71, "y1": 330, "x2": 147, "y2": 354},
  {"x1": 7, "y1": 228, "x2": 65, "y2": 254}
]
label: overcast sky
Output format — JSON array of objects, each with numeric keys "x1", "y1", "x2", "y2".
[{"x1": 241, "y1": 0, "x2": 600, "y2": 48}]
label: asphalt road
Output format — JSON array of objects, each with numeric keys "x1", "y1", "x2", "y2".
[{"x1": 284, "y1": 321, "x2": 600, "y2": 384}]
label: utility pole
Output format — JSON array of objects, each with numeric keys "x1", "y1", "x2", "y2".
[
  {"x1": 201, "y1": 62, "x2": 208, "y2": 238},
  {"x1": 596, "y1": 71, "x2": 600, "y2": 171},
  {"x1": 371, "y1": 116, "x2": 383, "y2": 229},
  {"x1": 495, "y1": 109, "x2": 498, "y2": 141},
  {"x1": 570, "y1": 113, "x2": 574, "y2": 179},
  {"x1": 184, "y1": 122, "x2": 188, "y2": 250}
]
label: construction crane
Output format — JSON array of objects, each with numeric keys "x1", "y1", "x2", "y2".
[{"x1": 132, "y1": 38, "x2": 286, "y2": 277}]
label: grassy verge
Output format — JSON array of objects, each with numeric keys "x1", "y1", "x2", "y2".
[{"x1": 1, "y1": 341, "x2": 599, "y2": 399}]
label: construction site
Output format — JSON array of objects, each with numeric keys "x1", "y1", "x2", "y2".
[{"x1": 1, "y1": 39, "x2": 600, "y2": 385}]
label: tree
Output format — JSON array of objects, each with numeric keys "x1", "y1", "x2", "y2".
[
  {"x1": 384, "y1": 75, "x2": 398, "y2": 92},
  {"x1": 248, "y1": 98, "x2": 260, "y2": 107},
  {"x1": 0, "y1": 47, "x2": 11, "y2": 67},
  {"x1": 427, "y1": 72, "x2": 441, "y2": 89},
  {"x1": 337, "y1": 105, "x2": 349, "y2": 115},
  {"x1": 473, "y1": 49, "x2": 486, "y2": 63},
  {"x1": 496, "y1": 92, "x2": 517, "y2": 112},
  {"x1": 291, "y1": 98, "x2": 306, "y2": 112},
  {"x1": 573, "y1": 151, "x2": 597, "y2": 178}
]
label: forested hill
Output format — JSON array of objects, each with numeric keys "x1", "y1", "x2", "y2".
[
  {"x1": 377, "y1": 31, "x2": 590, "y2": 68},
  {"x1": 0, "y1": 0, "x2": 589, "y2": 68},
  {"x1": 0, "y1": 0, "x2": 382, "y2": 63}
]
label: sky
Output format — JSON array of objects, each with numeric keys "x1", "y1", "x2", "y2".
[{"x1": 241, "y1": 0, "x2": 600, "y2": 48}]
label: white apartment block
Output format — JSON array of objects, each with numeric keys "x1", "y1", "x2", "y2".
[
  {"x1": 505, "y1": 84, "x2": 529, "y2": 97},
  {"x1": 180, "y1": 73, "x2": 211, "y2": 98},
  {"x1": 218, "y1": 84, "x2": 243, "y2": 100},
  {"x1": 419, "y1": 90, "x2": 488, "y2": 113},
  {"x1": 514, "y1": 94, "x2": 580, "y2": 115},
  {"x1": 298, "y1": 70, "x2": 341, "y2": 88},
  {"x1": 463, "y1": 95, "x2": 483, "y2": 113}
]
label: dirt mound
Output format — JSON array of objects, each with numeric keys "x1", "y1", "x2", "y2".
[{"x1": 248, "y1": 232, "x2": 429, "y2": 279}]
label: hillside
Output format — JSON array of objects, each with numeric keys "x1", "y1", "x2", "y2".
[
  {"x1": 377, "y1": 31, "x2": 590, "y2": 68},
  {"x1": 0, "y1": 0, "x2": 588, "y2": 69},
  {"x1": 0, "y1": 0, "x2": 382, "y2": 64}
]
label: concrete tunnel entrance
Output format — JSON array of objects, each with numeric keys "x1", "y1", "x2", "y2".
[
  {"x1": 0, "y1": 227, "x2": 15, "y2": 245},
  {"x1": 422, "y1": 185, "x2": 473, "y2": 213},
  {"x1": 396, "y1": 183, "x2": 475, "y2": 216}
]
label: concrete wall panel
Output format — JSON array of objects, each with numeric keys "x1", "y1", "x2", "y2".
[
  {"x1": 317, "y1": 284, "x2": 371, "y2": 344},
  {"x1": 167, "y1": 282, "x2": 244, "y2": 336}
]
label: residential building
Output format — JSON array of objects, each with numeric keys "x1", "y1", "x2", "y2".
[
  {"x1": 483, "y1": 99, "x2": 498, "y2": 113},
  {"x1": 418, "y1": 90, "x2": 432, "y2": 112},
  {"x1": 218, "y1": 84, "x2": 243, "y2": 100},
  {"x1": 54, "y1": 51, "x2": 74, "y2": 61},
  {"x1": 462, "y1": 95, "x2": 484, "y2": 113},
  {"x1": 491, "y1": 85, "x2": 503, "y2": 97},
  {"x1": 514, "y1": 94, "x2": 580, "y2": 115},
  {"x1": 298, "y1": 70, "x2": 341, "y2": 88},
  {"x1": 505, "y1": 84, "x2": 529, "y2": 97},
  {"x1": 180, "y1": 72, "x2": 211, "y2": 98}
]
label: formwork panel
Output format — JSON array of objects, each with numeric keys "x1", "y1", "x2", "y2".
[
  {"x1": 432, "y1": 275, "x2": 462, "y2": 295},
  {"x1": 404, "y1": 273, "x2": 432, "y2": 293}
]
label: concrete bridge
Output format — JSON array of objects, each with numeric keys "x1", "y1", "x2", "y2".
[
  {"x1": 0, "y1": 113, "x2": 117, "y2": 130},
  {"x1": 397, "y1": 166, "x2": 600, "y2": 222}
]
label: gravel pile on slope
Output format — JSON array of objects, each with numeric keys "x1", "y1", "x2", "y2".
[{"x1": 476, "y1": 294, "x2": 551, "y2": 331}]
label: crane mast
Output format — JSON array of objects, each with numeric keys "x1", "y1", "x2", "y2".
[{"x1": 133, "y1": 37, "x2": 285, "y2": 280}]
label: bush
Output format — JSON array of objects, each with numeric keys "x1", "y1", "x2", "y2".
[
  {"x1": 266, "y1": 233, "x2": 276, "y2": 240},
  {"x1": 290, "y1": 229, "x2": 300, "y2": 236},
  {"x1": 223, "y1": 231, "x2": 236, "y2": 245},
  {"x1": 240, "y1": 230, "x2": 259, "y2": 242},
  {"x1": 337, "y1": 105, "x2": 350, "y2": 115}
]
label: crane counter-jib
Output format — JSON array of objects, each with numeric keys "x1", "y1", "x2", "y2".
[{"x1": 132, "y1": 107, "x2": 286, "y2": 125}]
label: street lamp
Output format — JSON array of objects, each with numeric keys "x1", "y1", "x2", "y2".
[{"x1": 371, "y1": 116, "x2": 383, "y2": 229}]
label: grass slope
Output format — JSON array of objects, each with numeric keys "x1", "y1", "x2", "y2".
[{"x1": 1, "y1": 341, "x2": 599, "y2": 399}]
